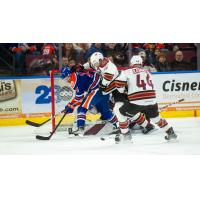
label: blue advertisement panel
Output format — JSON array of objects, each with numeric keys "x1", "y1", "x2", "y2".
[{"x1": 21, "y1": 78, "x2": 74, "y2": 114}]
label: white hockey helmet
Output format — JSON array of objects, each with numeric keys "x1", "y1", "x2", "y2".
[
  {"x1": 130, "y1": 55, "x2": 143, "y2": 66},
  {"x1": 90, "y1": 52, "x2": 104, "y2": 69}
]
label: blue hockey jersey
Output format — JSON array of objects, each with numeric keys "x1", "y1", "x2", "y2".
[{"x1": 70, "y1": 71, "x2": 100, "y2": 104}]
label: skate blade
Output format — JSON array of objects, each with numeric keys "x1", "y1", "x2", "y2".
[
  {"x1": 78, "y1": 134, "x2": 84, "y2": 138},
  {"x1": 115, "y1": 139, "x2": 133, "y2": 144},
  {"x1": 166, "y1": 138, "x2": 178, "y2": 143},
  {"x1": 68, "y1": 133, "x2": 84, "y2": 138},
  {"x1": 123, "y1": 139, "x2": 134, "y2": 144},
  {"x1": 142, "y1": 127, "x2": 159, "y2": 135},
  {"x1": 68, "y1": 134, "x2": 76, "y2": 138}
]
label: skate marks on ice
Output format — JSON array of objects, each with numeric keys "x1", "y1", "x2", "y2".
[{"x1": 0, "y1": 118, "x2": 200, "y2": 154}]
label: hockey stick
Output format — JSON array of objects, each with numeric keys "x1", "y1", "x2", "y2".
[
  {"x1": 36, "y1": 111, "x2": 68, "y2": 140},
  {"x1": 160, "y1": 98, "x2": 184, "y2": 110},
  {"x1": 26, "y1": 109, "x2": 65, "y2": 127}
]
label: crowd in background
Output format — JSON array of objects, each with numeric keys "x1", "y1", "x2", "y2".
[
  {"x1": 0, "y1": 43, "x2": 59, "y2": 76},
  {"x1": 0, "y1": 43, "x2": 198, "y2": 76}
]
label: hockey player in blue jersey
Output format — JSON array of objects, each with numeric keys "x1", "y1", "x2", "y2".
[{"x1": 61, "y1": 65, "x2": 118, "y2": 136}]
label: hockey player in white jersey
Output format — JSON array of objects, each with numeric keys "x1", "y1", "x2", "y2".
[
  {"x1": 88, "y1": 52, "x2": 148, "y2": 133},
  {"x1": 88, "y1": 52, "x2": 119, "y2": 92},
  {"x1": 113, "y1": 55, "x2": 177, "y2": 143}
]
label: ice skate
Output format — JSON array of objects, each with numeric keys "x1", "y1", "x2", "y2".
[
  {"x1": 165, "y1": 127, "x2": 177, "y2": 141},
  {"x1": 100, "y1": 128, "x2": 120, "y2": 141},
  {"x1": 115, "y1": 131, "x2": 132, "y2": 144},
  {"x1": 129, "y1": 121, "x2": 141, "y2": 131},
  {"x1": 68, "y1": 127, "x2": 75, "y2": 137},
  {"x1": 114, "y1": 132, "x2": 122, "y2": 144},
  {"x1": 142, "y1": 123, "x2": 155, "y2": 134},
  {"x1": 72, "y1": 126, "x2": 85, "y2": 137}
]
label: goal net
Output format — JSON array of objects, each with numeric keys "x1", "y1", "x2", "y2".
[{"x1": 50, "y1": 69, "x2": 75, "y2": 132}]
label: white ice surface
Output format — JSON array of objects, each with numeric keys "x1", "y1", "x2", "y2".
[{"x1": 0, "y1": 117, "x2": 200, "y2": 155}]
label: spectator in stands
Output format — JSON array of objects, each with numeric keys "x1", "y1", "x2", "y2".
[
  {"x1": 143, "y1": 43, "x2": 167, "y2": 65},
  {"x1": 143, "y1": 43, "x2": 155, "y2": 50},
  {"x1": 139, "y1": 50, "x2": 157, "y2": 72},
  {"x1": 143, "y1": 43, "x2": 156, "y2": 65},
  {"x1": 62, "y1": 56, "x2": 69, "y2": 67},
  {"x1": 174, "y1": 43, "x2": 196, "y2": 51},
  {"x1": 73, "y1": 43, "x2": 88, "y2": 64},
  {"x1": 155, "y1": 43, "x2": 165, "y2": 49},
  {"x1": 62, "y1": 43, "x2": 83, "y2": 64},
  {"x1": 172, "y1": 44, "x2": 179, "y2": 52},
  {"x1": 74, "y1": 43, "x2": 91, "y2": 54},
  {"x1": 132, "y1": 43, "x2": 144, "y2": 54},
  {"x1": 112, "y1": 43, "x2": 129, "y2": 67},
  {"x1": 167, "y1": 43, "x2": 196, "y2": 52},
  {"x1": 151, "y1": 48, "x2": 161, "y2": 65},
  {"x1": 170, "y1": 50, "x2": 191, "y2": 71},
  {"x1": 68, "y1": 60, "x2": 76, "y2": 68},
  {"x1": 105, "y1": 43, "x2": 117, "y2": 59},
  {"x1": 10, "y1": 43, "x2": 37, "y2": 76},
  {"x1": 155, "y1": 53, "x2": 170, "y2": 72},
  {"x1": 84, "y1": 43, "x2": 106, "y2": 61},
  {"x1": 42, "y1": 43, "x2": 57, "y2": 56},
  {"x1": 28, "y1": 43, "x2": 58, "y2": 76},
  {"x1": 62, "y1": 56, "x2": 80, "y2": 74},
  {"x1": 41, "y1": 43, "x2": 58, "y2": 68},
  {"x1": 93, "y1": 43, "x2": 128, "y2": 67},
  {"x1": 0, "y1": 44, "x2": 15, "y2": 76},
  {"x1": 28, "y1": 43, "x2": 43, "y2": 55}
]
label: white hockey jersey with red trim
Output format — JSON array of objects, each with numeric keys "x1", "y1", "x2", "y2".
[
  {"x1": 98, "y1": 58, "x2": 119, "y2": 87},
  {"x1": 116, "y1": 67, "x2": 157, "y2": 105}
]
